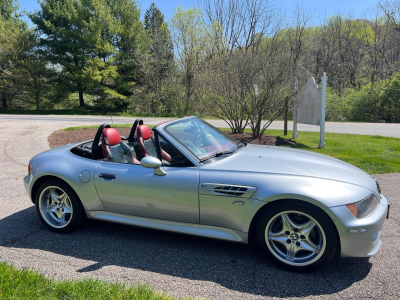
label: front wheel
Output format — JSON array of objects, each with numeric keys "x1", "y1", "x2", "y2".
[
  {"x1": 35, "y1": 179, "x2": 86, "y2": 233},
  {"x1": 256, "y1": 200, "x2": 338, "y2": 272}
]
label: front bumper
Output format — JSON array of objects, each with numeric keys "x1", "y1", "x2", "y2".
[
  {"x1": 330, "y1": 194, "x2": 389, "y2": 258},
  {"x1": 24, "y1": 173, "x2": 32, "y2": 200}
]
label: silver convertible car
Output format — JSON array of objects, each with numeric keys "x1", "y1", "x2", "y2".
[{"x1": 24, "y1": 117, "x2": 390, "y2": 272}]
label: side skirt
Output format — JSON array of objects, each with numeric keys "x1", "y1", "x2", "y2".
[{"x1": 87, "y1": 211, "x2": 248, "y2": 243}]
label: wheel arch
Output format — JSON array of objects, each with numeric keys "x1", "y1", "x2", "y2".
[
  {"x1": 248, "y1": 198, "x2": 341, "y2": 254},
  {"x1": 31, "y1": 175, "x2": 79, "y2": 204}
]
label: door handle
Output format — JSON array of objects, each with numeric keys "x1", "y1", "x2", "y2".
[{"x1": 99, "y1": 173, "x2": 116, "y2": 180}]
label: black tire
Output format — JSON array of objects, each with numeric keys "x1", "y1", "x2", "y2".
[
  {"x1": 256, "y1": 200, "x2": 338, "y2": 272},
  {"x1": 35, "y1": 179, "x2": 86, "y2": 233}
]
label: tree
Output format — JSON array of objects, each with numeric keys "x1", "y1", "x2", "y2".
[
  {"x1": 201, "y1": 0, "x2": 296, "y2": 138},
  {"x1": 0, "y1": 0, "x2": 19, "y2": 20},
  {"x1": 144, "y1": 2, "x2": 174, "y2": 81},
  {"x1": 0, "y1": 0, "x2": 25, "y2": 110},
  {"x1": 142, "y1": 3, "x2": 175, "y2": 114},
  {"x1": 108, "y1": 0, "x2": 145, "y2": 107},
  {"x1": 380, "y1": 71, "x2": 400, "y2": 122},
  {"x1": 171, "y1": 6, "x2": 214, "y2": 115},
  {"x1": 16, "y1": 32, "x2": 58, "y2": 110},
  {"x1": 144, "y1": 3, "x2": 174, "y2": 89},
  {"x1": 30, "y1": 0, "x2": 122, "y2": 107}
]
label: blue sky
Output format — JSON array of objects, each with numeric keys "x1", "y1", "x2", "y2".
[{"x1": 19, "y1": 0, "x2": 380, "y2": 25}]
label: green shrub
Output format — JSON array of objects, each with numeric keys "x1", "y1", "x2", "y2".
[
  {"x1": 326, "y1": 72, "x2": 400, "y2": 123},
  {"x1": 325, "y1": 87, "x2": 351, "y2": 121}
]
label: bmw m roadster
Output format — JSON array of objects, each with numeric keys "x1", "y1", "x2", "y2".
[{"x1": 24, "y1": 117, "x2": 390, "y2": 271}]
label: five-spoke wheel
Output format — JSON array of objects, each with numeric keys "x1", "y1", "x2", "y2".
[
  {"x1": 256, "y1": 200, "x2": 337, "y2": 272},
  {"x1": 35, "y1": 179, "x2": 85, "y2": 233},
  {"x1": 266, "y1": 211, "x2": 326, "y2": 266},
  {"x1": 38, "y1": 186, "x2": 73, "y2": 228}
]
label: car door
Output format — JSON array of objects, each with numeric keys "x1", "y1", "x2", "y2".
[{"x1": 93, "y1": 140, "x2": 200, "y2": 224}]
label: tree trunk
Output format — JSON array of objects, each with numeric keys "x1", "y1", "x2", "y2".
[
  {"x1": 184, "y1": 86, "x2": 191, "y2": 115},
  {"x1": 284, "y1": 97, "x2": 288, "y2": 135},
  {"x1": 184, "y1": 72, "x2": 192, "y2": 115},
  {"x1": 253, "y1": 116, "x2": 261, "y2": 139},
  {"x1": 79, "y1": 90, "x2": 85, "y2": 107},
  {"x1": 1, "y1": 92, "x2": 7, "y2": 110},
  {"x1": 35, "y1": 93, "x2": 40, "y2": 110}
]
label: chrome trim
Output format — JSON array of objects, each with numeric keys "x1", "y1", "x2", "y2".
[
  {"x1": 87, "y1": 211, "x2": 248, "y2": 243},
  {"x1": 202, "y1": 188, "x2": 251, "y2": 194},
  {"x1": 199, "y1": 183, "x2": 257, "y2": 198}
]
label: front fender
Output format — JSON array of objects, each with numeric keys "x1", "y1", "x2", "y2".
[{"x1": 198, "y1": 170, "x2": 377, "y2": 234}]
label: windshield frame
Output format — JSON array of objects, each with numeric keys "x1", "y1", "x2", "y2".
[{"x1": 158, "y1": 116, "x2": 242, "y2": 165}]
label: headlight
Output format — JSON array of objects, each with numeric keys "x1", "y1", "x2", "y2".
[{"x1": 345, "y1": 194, "x2": 380, "y2": 218}]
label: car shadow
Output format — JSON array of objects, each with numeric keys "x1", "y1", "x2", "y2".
[
  {"x1": 1, "y1": 207, "x2": 372, "y2": 298},
  {"x1": 291, "y1": 143, "x2": 312, "y2": 149}
]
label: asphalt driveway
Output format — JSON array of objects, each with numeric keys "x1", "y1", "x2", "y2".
[{"x1": 0, "y1": 119, "x2": 399, "y2": 299}]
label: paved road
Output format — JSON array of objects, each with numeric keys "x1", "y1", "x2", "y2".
[
  {"x1": 1, "y1": 114, "x2": 400, "y2": 137},
  {"x1": 0, "y1": 119, "x2": 399, "y2": 299}
]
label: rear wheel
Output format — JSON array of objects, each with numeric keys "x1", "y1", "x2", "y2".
[
  {"x1": 35, "y1": 179, "x2": 86, "y2": 233},
  {"x1": 256, "y1": 200, "x2": 338, "y2": 272}
]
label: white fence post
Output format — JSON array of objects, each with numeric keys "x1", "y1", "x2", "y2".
[
  {"x1": 319, "y1": 73, "x2": 327, "y2": 148},
  {"x1": 292, "y1": 79, "x2": 298, "y2": 139}
]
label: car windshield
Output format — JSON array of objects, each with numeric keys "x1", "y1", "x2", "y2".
[{"x1": 164, "y1": 117, "x2": 242, "y2": 162}]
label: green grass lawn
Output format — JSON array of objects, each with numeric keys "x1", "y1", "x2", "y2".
[
  {"x1": 61, "y1": 124, "x2": 400, "y2": 174},
  {"x1": 261, "y1": 129, "x2": 400, "y2": 174},
  {"x1": 0, "y1": 262, "x2": 178, "y2": 300},
  {"x1": 61, "y1": 123, "x2": 136, "y2": 131}
]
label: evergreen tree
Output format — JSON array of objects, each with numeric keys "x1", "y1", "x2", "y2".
[
  {"x1": 144, "y1": 2, "x2": 174, "y2": 82},
  {"x1": 0, "y1": 0, "x2": 19, "y2": 20},
  {"x1": 30, "y1": 0, "x2": 122, "y2": 107},
  {"x1": 16, "y1": 31, "x2": 59, "y2": 110},
  {"x1": 108, "y1": 0, "x2": 145, "y2": 107},
  {"x1": 0, "y1": 0, "x2": 24, "y2": 109}
]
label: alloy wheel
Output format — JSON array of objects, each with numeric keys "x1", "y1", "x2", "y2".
[
  {"x1": 38, "y1": 186, "x2": 73, "y2": 229},
  {"x1": 265, "y1": 210, "x2": 326, "y2": 266}
]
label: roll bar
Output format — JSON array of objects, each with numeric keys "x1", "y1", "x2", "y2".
[
  {"x1": 92, "y1": 123, "x2": 111, "y2": 159},
  {"x1": 128, "y1": 118, "x2": 143, "y2": 143}
]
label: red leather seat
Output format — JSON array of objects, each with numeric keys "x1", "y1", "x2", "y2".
[
  {"x1": 136, "y1": 125, "x2": 172, "y2": 163},
  {"x1": 101, "y1": 128, "x2": 140, "y2": 164}
]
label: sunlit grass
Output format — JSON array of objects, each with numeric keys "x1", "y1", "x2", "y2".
[
  {"x1": 0, "y1": 261, "x2": 178, "y2": 300},
  {"x1": 61, "y1": 123, "x2": 136, "y2": 131},
  {"x1": 262, "y1": 129, "x2": 400, "y2": 174}
]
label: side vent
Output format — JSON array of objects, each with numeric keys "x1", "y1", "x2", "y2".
[
  {"x1": 200, "y1": 183, "x2": 257, "y2": 198},
  {"x1": 213, "y1": 186, "x2": 248, "y2": 196}
]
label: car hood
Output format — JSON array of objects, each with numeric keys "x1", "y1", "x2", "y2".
[{"x1": 202, "y1": 144, "x2": 375, "y2": 188}]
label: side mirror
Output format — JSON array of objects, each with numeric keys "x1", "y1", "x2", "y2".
[{"x1": 141, "y1": 156, "x2": 166, "y2": 176}]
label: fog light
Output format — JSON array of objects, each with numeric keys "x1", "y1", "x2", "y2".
[
  {"x1": 348, "y1": 228, "x2": 367, "y2": 234},
  {"x1": 372, "y1": 229, "x2": 381, "y2": 242}
]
